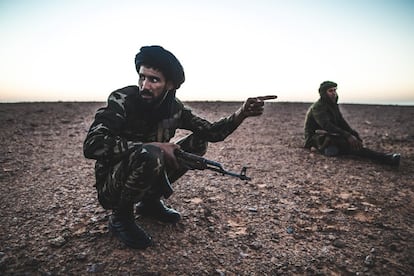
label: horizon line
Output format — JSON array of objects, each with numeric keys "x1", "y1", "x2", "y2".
[{"x1": 1, "y1": 100, "x2": 413, "y2": 107}]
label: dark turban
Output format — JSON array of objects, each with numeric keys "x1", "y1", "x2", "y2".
[
  {"x1": 135, "y1": 45, "x2": 185, "y2": 90},
  {"x1": 318, "y1": 81, "x2": 337, "y2": 96}
]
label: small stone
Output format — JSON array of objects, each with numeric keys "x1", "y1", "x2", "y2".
[
  {"x1": 364, "y1": 255, "x2": 374, "y2": 267},
  {"x1": 327, "y1": 234, "x2": 336, "y2": 241},
  {"x1": 332, "y1": 239, "x2": 346, "y2": 248},
  {"x1": 248, "y1": 207, "x2": 258, "y2": 213},
  {"x1": 215, "y1": 269, "x2": 225, "y2": 276},
  {"x1": 75, "y1": 252, "x2": 87, "y2": 261},
  {"x1": 49, "y1": 236, "x2": 66, "y2": 247},
  {"x1": 346, "y1": 207, "x2": 358, "y2": 212},
  {"x1": 271, "y1": 232, "x2": 280, "y2": 241},
  {"x1": 87, "y1": 263, "x2": 104, "y2": 273},
  {"x1": 250, "y1": 242, "x2": 262, "y2": 250},
  {"x1": 239, "y1": 252, "x2": 249, "y2": 258}
]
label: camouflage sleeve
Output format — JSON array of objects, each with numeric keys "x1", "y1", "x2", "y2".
[
  {"x1": 83, "y1": 91, "x2": 142, "y2": 161},
  {"x1": 311, "y1": 104, "x2": 353, "y2": 138},
  {"x1": 179, "y1": 106, "x2": 239, "y2": 142}
]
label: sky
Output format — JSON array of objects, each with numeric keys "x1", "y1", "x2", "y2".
[{"x1": 1, "y1": 0, "x2": 414, "y2": 105}]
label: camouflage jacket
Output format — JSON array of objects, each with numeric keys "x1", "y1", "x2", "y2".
[
  {"x1": 83, "y1": 85, "x2": 240, "y2": 163},
  {"x1": 304, "y1": 95, "x2": 360, "y2": 148}
]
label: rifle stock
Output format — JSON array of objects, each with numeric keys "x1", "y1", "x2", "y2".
[{"x1": 175, "y1": 149, "x2": 251, "y2": 181}]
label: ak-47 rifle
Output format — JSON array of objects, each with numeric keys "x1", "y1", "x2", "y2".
[
  {"x1": 175, "y1": 149, "x2": 251, "y2": 181},
  {"x1": 315, "y1": 129, "x2": 340, "y2": 136}
]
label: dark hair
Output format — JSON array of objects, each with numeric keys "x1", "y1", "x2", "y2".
[{"x1": 135, "y1": 45, "x2": 185, "y2": 89}]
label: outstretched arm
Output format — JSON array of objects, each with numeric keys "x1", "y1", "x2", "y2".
[
  {"x1": 233, "y1": 95, "x2": 277, "y2": 126},
  {"x1": 179, "y1": 95, "x2": 277, "y2": 143}
]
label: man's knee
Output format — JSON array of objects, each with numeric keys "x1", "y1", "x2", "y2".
[
  {"x1": 124, "y1": 145, "x2": 165, "y2": 186},
  {"x1": 314, "y1": 135, "x2": 349, "y2": 156},
  {"x1": 141, "y1": 144, "x2": 165, "y2": 170},
  {"x1": 124, "y1": 145, "x2": 167, "y2": 191}
]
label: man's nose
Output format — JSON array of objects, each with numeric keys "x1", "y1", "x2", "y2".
[{"x1": 142, "y1": 79, "x2": 151, "y2": 90}]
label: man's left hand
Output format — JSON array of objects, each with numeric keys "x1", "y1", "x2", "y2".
[
  {"x1": 241, "y1": 95, "x2": 277, "y2": 117},
  {"x1": 348, "y1": 135, "x2": 363, "y2": 151}
]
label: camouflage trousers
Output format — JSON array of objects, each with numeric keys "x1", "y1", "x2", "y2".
[{"x1": 95, "y1": 134, "x2": 207, "y2": 210}]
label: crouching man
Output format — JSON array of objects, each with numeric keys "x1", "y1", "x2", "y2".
[{"x1": 83, "y1": 45, "x2": 276, "y2": 249}]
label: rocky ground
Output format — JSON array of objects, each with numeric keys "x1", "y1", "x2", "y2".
[{"x1": 0, "y1": 101, "x2": 413, "y2": 275}]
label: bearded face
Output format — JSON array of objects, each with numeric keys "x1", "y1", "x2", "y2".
[
  {"x1": 138, "y1": 65, "x2": 173, "y2": 108},
  {"x1": 326, "y1": 87, "x2": 338, "y2": 103}
]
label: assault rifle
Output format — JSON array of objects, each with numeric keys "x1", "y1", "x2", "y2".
[
  {"x1": 315, "y1": 129, "x2": 340, "y2": 136},
  {"x1": 175, "y1": 149, "x2": 251, "y2": 181}
]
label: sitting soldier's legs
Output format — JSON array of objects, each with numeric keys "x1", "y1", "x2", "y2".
[
  {"x1": 312, "y1": 133, "x2": 400, "y2": 166},
  {"x1": 313, "y1": 135, "x2": 348, "y2": 156},
  {"x1": 351, "y1": 148, "x2": 400, "y2": 167}
]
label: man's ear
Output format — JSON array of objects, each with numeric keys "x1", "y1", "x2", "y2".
[{"x1": 166, "y1": 81, "x2": 174, "y2": 91}]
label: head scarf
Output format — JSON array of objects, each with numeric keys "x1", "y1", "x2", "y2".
[
  {"x1": 318, "y1": 81, "x2": 337, "y2": 96},
  {"x1": 135, "y1": 45, "x2": 185, "y2": 90}
]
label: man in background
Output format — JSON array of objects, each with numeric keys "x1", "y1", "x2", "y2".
[
  {"x1": 83, "y1": 45, "x2": 276, "y2": 249},
  {"x1": 304, "y1": 80, "x2": 400, "y2": 166}
]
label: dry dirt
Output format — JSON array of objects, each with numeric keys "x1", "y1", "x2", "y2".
[{"x1": 0, "y1": 101, "x2": 413, "y2": 275}]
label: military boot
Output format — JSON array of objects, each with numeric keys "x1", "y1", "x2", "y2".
[
  {"x1": 108, "y1": 203, "x2": 152, "y2": 249},
  {"x1": 381, "y1": 153, "x2": 401, "y2": 167},
  {"x1": 357, "y1": 148, "x2": 401, "y2": 167},
  {"x1": 136, "y1": 198, "x2": 181, "y2": 224}
]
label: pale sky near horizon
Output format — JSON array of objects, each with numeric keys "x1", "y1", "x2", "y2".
[{"x1": 1, "y1": 0, "x2": 413, "y2": 105}]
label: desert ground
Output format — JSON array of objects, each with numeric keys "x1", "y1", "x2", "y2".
[{"x1": 0, "y1": 101, "x2": 413, "y2": 275}]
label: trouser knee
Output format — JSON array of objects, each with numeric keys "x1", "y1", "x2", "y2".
[
  {"x1": 313, "y1": 134, "x2": 350, "y2": 155},
  {"x1": 120, "y1": 145, "x2": 167, "y2": 203}
]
